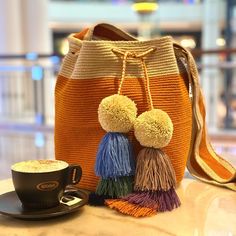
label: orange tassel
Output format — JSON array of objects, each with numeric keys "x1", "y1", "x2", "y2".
[{"x1": 106, "y1": 199, "x2": 156, "y2": 217}]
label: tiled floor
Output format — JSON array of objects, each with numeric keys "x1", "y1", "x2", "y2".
[{"x1": 0, "y1": 127, "x2": 236, "y2": 180}]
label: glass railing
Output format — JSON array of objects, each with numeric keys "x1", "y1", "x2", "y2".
[
  {"x1": 0, "y1": 54, "x2": 60, "y2": 127},
  {"x1": 193, "y1": 48, "x2": 236, "y2": 130}
]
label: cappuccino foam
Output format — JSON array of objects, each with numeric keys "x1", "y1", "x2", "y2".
[{"x1": 11, "y1": 160, "x2": 68, "y2": 173}]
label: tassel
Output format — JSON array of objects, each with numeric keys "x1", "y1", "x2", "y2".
[
  {"x1": 89, "y1": 176, "x2": 134, "y2": 206},
  {"x1": 96, "y1": 176, "x2": 134, "y2": 198},
  {"x1": 123, "y1": 188, "x2": 180, "y2": 212},
  {"x1": 135, "y1": 148, "x2": 176, "y2": 191},
  {"x1": 106, "y1": 108, "x2": 181, "y2": 216},
  {"x1": 95, "y1": 132, "x2": 135, "y2": 178},
  {"x1": 88, "y1": 135, "x2": 135, "y2": 205},
  {"x1": 106, "y1": 199, "x2": 156, "y2": 217},
  {"x1": 89, "y1": 193, "x2": 112, "y2": 206},
  {"x1": 106, "y1": 148, "x2": 181, "y2": 216},
  {"x1": 88, "y1": 94, "x2": 137, "y2": 206}
]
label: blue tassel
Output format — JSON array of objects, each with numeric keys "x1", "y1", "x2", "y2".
[{"x1": 95, "y1": 132, "x2": 135, "y2": 178}]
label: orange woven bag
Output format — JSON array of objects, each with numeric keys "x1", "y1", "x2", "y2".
[{"x1": 55, "y1": 23, "x2": 236, "y2": 191}]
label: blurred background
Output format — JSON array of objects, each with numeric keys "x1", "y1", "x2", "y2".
[{"x1": 0, "y1": 0, "x2": 236, "y2": 179}]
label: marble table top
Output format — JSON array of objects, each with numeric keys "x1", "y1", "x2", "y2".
[{"x1": 0, "y1": 178, "x2": 235, "y2": 236}]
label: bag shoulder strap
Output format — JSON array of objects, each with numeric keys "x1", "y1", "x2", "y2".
[
  {"x1": 83, "y1": 23, "x2": 136, "y2": 41},
  {"x1": 174, "y1": 42, "x2": 236, "y2": 191}
]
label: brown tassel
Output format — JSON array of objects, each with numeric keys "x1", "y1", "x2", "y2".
[{"x1": 135, "y1": 148, "x2": 176, "y2": 191}]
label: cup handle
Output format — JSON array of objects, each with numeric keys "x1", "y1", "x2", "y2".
[{"x1": 67, "y1": 165, "x2": 82, "y2": 185}]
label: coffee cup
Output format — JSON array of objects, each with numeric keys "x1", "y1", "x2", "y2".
[{"x1": 11, "y1": 160, "x2": 82, "y2": 209}]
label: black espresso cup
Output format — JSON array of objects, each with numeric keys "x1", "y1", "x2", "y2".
[{"x1": 11, "y1": 160, "x2": 82, "y2": 209}]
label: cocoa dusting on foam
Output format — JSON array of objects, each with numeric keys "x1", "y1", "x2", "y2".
[{"x1": 11, "y1": 160, "x2": 68, "y2": 173}]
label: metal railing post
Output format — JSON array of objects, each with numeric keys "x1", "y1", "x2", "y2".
[{"x1": 30, "y1": 55, "x2": 45, "y2": 125}]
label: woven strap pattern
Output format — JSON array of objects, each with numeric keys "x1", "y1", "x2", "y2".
[{"x1": 185, "y1": 49, "x2": 236, "y2": 190}]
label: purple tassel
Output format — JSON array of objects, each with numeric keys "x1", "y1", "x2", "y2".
[
  {"x1": 124, "y1": 188, "x2": 180, "y2": 212},
  {"x1": 123, "y1": 192, "x2": 158, "y2": 210},
  {"x1": 155, "y1": 188, "x2": 181, "y2": 212}
]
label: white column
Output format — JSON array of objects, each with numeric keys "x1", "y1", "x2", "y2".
[
  {"x1": 0, "y1": 0, "x2": 23, "y2": 54},
  {"x1": 21, "y1": 0, "x2": 53, "y2": 125},
  {"x1": 0, "y1": 0, "x2": 24, "y2": 118},
  {"x1": 20, "y1": 0, "x2": 52, "y2": 54},
  {"x1": 201, "y1": 0, "x2": 223, "y2": 131}
]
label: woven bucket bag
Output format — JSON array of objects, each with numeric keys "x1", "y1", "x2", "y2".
[{"x1": 55, "y1": 23, "x2": 236, "y2": 192}]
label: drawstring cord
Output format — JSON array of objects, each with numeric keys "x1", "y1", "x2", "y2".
[{"x1": 112, "y1": 47, "x2": 156, "y2": 110}]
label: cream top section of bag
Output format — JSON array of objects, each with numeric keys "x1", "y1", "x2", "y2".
[
  {"x1": 59, "y1": 35, "x2": 83, "y2": 78},
  {"x1": 60, "y1": 36, "x2": 180, "y2": 79}
]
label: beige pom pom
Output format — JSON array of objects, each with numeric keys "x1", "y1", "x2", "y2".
[
  {"x1": 134, "y1": 109, "x2": 173, "y2": 148},
  {"x1": 98, "y1": 94, "x2": 137, "y2": 133}
]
